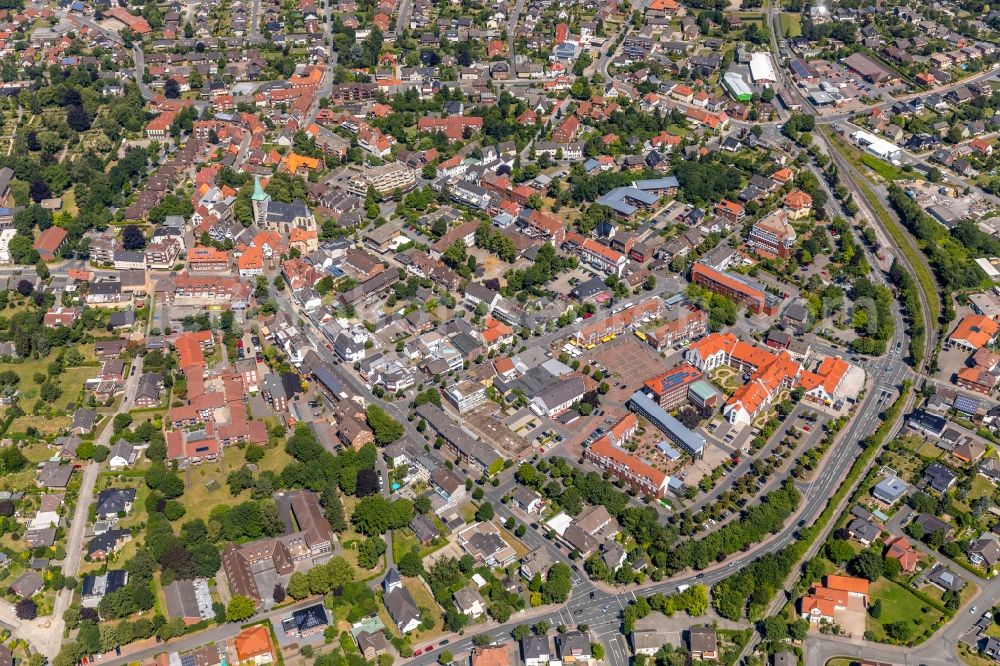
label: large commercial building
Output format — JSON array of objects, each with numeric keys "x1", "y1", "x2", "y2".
[
  {"x1": 842, "y1": 53, "x2": 895, "y2": 84},
  {"x1": 583, "y1": 413, "x2": 671, "y2": 498},
  {"x1": 642, "y1": 364, "x2": 703, "y2": 409},
  {"x1": 348, "y1": 163, "x2": 417, "y2": 196},
  {"x1": 749, "y1": 209, "x2": 797, "y2": 258},
  {"x1": 850, "y1": 130, "x2": 902, "y2": 163},
  {"x1": 749, "y1": 53, "x2": 777, "y2": 85},
  {"x1": 722, "y1": 72, "x2": 752, "y2": 102},
  {"x1": 690, "y1": 262, "x2": 780, "y2": 315},
  {"x1": 685, "y1": 332, "x2": 850, "y2": 426}
]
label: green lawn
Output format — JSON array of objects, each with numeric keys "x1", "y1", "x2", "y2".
[
  {"x1": 860, "y1": 154, "x2": 908, "y2": 181},
  {"x1": 185, "y1": 437, "x2": 299, "y2": 524},
  {"x1": 181, "y1": 464, "x2": 231, "y2": 524},
  {"x1": 0, "y1": 441, "x2": 56, "y2": 490},
  {"x1": 779, "y1": 13, "x2": 801, "y2": 37},
  {"x1": 391, "y1": 528, "x2": 450, "y2": 565},
  {"x1": 402, "y1": 577, "x2": 443, "y2": 637},
  {"x1": 866, "y1": 578, "x2": 943, "y2": 643},
  {"x1": 6, "y1": 343, "x2": 97, "y2": 435},
  {"x1": 968, "y1": 475, "x2": 995, "y2": 502}
]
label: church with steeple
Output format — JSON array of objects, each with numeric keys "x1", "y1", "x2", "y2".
[{"x1": 251, "y1": 174, "x2": 316, "y2": 235}]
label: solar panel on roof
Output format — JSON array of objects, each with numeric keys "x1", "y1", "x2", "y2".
[{"x1": 955, "y1": 395, "x2": 979, "y2": 414}]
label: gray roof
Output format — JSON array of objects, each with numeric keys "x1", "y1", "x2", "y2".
[
  {"x1": 511, "y1": 486, "x2": 541, "y2": 508},
  {"x1": 628, "y1": 391, "x2": 705, "y2": 456},
  {"x1": 521, "y1": 635, "x2": 551, "y2": 660},
  {"x1": 913, "y1": 513, "x2": 952, "y2": 536},
  {"x1": 969, "y1": 537, "x2": 1000, "y2": 566},
  {"x1": 37, "y1": 461, "x2": 73, "y2": 488},
  {"x1": 96, "y1": 488, "x2": 136, "y2": 516},
  {"x1": 9, "y1": 571, "x2": 43, "y2": 598},
  {"x1": 263, "y1": 199, "x2": 311, "y2": 225},
  {"x1": 557, "y1": 632, "x2": 591, "y2": 659},
  {"x1": 688, "y1": 627, "x2": 717, "y2": 653},
  {"x1": 72, "y1": 408, "x2": 98, "y2": 432},
  {"x1": 928, "y1": 563, "x2": 965, "y2": 591},
  {"x1": 848, "y1": 518, "x2": 880, "y2": 543},
  {"x1": 416, "y1": 404, "x2": 501, "y2": 470},
  {"x1": 357, "y1": 629, "x2": 389, "y2": 654},
  {"x1": 872, "y1": 475, "x2": 907, "y2": 503},
  {"x1": 136, "y1": 373, "x2": 163, "y2": 402},
  {"x1": 383, "y1": 585, "x2": 420, "y2": 629},
  {"x1": 109, "y1": 440, "x2": 134, "y2": 463},
  {"x1": 409, "y1": 514, "x2": 440, "y2": 543},
  {"x1": 453, "y1": 585, "x2": 486, "y2": 613}
]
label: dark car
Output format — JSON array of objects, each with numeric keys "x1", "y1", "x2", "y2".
[{"x1": 439, "y1": 640, "x2": 450, "y2": 646}]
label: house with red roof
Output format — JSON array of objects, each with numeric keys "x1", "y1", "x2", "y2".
[
  {"x1": 553, "y1": 115, "x2": 581, "y2": 143},
  {"x1": 481, "y1": 317, "x2": 514, "y2": 349},
  {"x1": 884, "y1": 536, "x2": 919, "y2": 573},
  {"x1": 34, "y1": 226, "x2": 67, "y2": 260},
  {"x1": 554, "y1": 22, "x2": 569, "y2": 44},
  {"x1": 950, "y1": 314, "x2": 999, "y2": 351},
  {"x1": 971, "y1": 137, "x2": 994, "y2": 157},
  {"x1": 417, "y1": 116, "x2": 484, "y2": 142}
]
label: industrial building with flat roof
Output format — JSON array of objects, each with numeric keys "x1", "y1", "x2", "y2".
[
  {"x1": 850, "y1": 130, "x2": 902, "y2": 163},
  {"x1": 722, "y1": 72, "x2": 752, "y2": 102},
  {"x1": 749, "y1": 53, "x2": 777, "y2": 84},
  {"x1": 843, "y1": 52, "x2": 895, "y2": 84}
]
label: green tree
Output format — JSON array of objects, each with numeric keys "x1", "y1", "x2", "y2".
[
  {"x1": 287, "y1": 572, "x2": 311, "y2": 599},
  {"x1": 476, "y1": 502, "x2": 494, "y2": 522},
  {"x1": 848, "y1": 549, "x2": 883, "y2": 581},
  {"x1": 366, "y1": 405, "x2": 404, "y2": 445},
  {"x1": 226, "y1": 595, "x2": 256, "y2": 621}
]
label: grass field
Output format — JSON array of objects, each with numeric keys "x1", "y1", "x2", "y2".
[
  {"x1": 779, "y1": 12, "x2": 801, "y2": 37},
  {"x1": 62, "y1": 188, "x2": 79, "y2": 216},
  {"x1": 866, "y1": 578, "x2": 943, "y2": 643},
  {"x1": 403, "y1": 577, "x2": 443, "y2": 638},
  {"x1": 180, "y1": 464, "x2": 231, "y2": 524},
  {"x1": 0, "y1": 441, "x2": 56, "y2": 490},
  {"x1": 6, "y1": 343, "x2": 97, "y2": 435},
  {"x1": 392, "y1": 529, "x2": 449, "y2": 565},
  {"x1": 860, "y1": 154, "x2": 908, "y2": 181},
  {"x1": 916, "y1": 442, "x2": 944, "y2": 458},
  {"x1": 969, "y1": 474, "x2": 996, "y2": 502},
  {"x1": 735, "y1": 12, "x2": 766, "y2": 27},
  {"x1": 181, "y1": 444, "x2": 298, "y2": 523}
]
